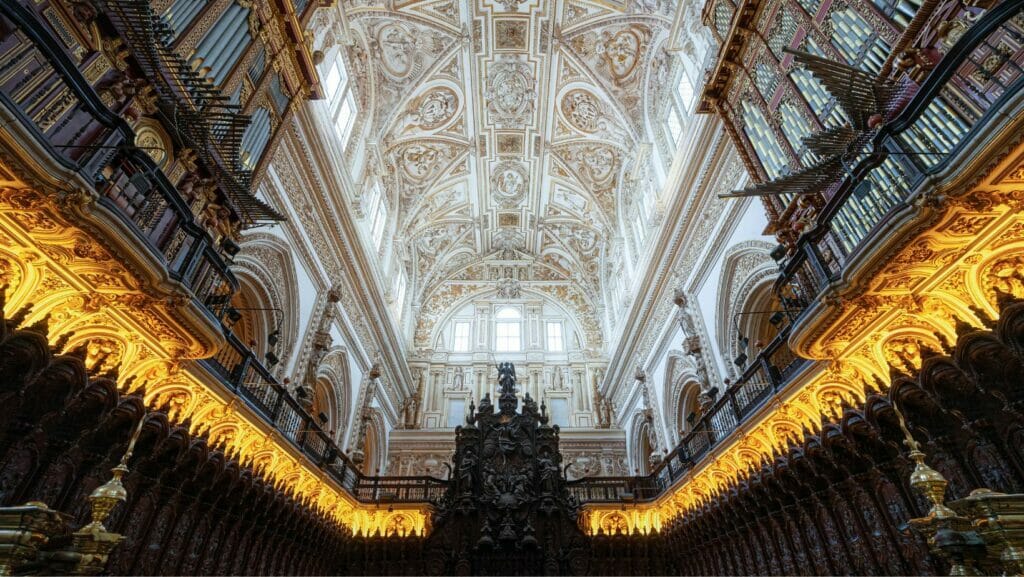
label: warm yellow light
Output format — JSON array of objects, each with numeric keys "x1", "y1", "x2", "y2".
[{"x1": 0, "y1": 180, "x2": 430, "y2": 536}]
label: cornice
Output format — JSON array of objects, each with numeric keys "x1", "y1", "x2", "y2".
[
  {"x1": 788, "y1": 93, "x2": 1024, "y2": 359},
  {"x1": 287, "y1": 106, "x2": 414, "y2": 397},
  {"x1": 603, "y1": 117, "x2": 729, "y2": 399},
  {"x1": 0, "y1": 106, "x2": 225, "y2": 358}
]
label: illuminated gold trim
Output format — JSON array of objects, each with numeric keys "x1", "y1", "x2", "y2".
[
  {"x1": 0, "y1": 173, "x2": 431, "y2": 537},
  {"x1": 637, "y1": 138, "x2": 1024, "y2": 525}
]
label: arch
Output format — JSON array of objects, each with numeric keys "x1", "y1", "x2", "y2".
[
  {"x1": 361, "y1": 408, "x2": 387, "y2": 476},
  {"x1": 233, "y1": 232, "x2": 301, "y2": 372},
  {"x1": 628, "y1": 411, "x2": 656, "y2": 476},
  {"x1": 715, "y1": 240, "x2": 781, "y2": 379},
  {"x1": 315, "y1": 347, "x2": 352, "y2": 443},
  {"x1": 662, "y1": 350, "x2": 703, "y2": 440},
  {"x1": 426, "y1": 286, "x2": 591, "y2": 353},
  {"x1": 676, "y1": 380, "x2": 703, "y2": 436}
]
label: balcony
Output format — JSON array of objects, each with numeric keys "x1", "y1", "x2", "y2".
[
  {"x1": 204, "y1": 330, "x2": 449, "y2": 505},
  {"x1": 775, "y1": 1, "x2": 1024, "y2": 328},
  {"x1": 0, "y1": 0, "x2": 239, "y2": 324},
  {"x1": 568, "y1": 327, "x2": 808, "y2": 505},
  {"x1": 0, "y1": 0, "x2": 447, "y2": 509}
]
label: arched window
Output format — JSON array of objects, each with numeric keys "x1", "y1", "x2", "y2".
[
  {"x1": 677, "y1": 382, "x2": 702, "y2": 435},
  {"x1": 494, "y1": 307, "x2": 522, "y2": 352},
  {"x1": 311, "y1": 378, "x2": 336, "y2": 436},
  {"x1": 317, "y1": 50, "x2": 358, "y2": 148},
  {"x1": 637, "y1": 422, "x2": 655, "y2": 475}
]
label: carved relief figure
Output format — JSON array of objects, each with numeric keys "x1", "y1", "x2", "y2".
[
  {"x1": 401, "y1": 87, "x2": 458, "y2": 133},
  {"x1": 485, "y1": 58, "x2": 536, "y2": 127}
]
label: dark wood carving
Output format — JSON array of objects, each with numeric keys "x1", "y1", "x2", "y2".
[
  {"x1": 0, "y1": 293, "x2": 350, "y2": 576},
  {"x1": 423, "y1": 362, "x2": 589, "y2": 575},
  {"x1": 658, "y1": 294, "x2": 1024, "y2": 576},
  {"x1": 2, "y1": 294, "x2": 1024, "y2": 574}
]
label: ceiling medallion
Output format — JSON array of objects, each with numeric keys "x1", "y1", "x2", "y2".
[
  {"x1": 596, "y1": 26, "x2": 647, "y2": 86},
  {"x1": 403, "y1": 87, "x2": 459, "y2": 133},
  {"x1": 484, "y1": 57, "x2": 536, "y2": 128},
  {"x1": 490, "y1": 161, "x2": 528, "y2": 207},
  {"x1": 561, "y1": 89, "x2": 601, "y2": 133},
  {"x1": 396, "y1": 142, "x2": 455, "y2": 185},
  {"x1": 496, "y1": 277, "x2": 522, "y2": 299},
  {"x1": 376, "y1": 22, "x2": 417, "y2": 80},
  {"x1": 493, "y1": 0, "x2": 528, "y2": 12}
]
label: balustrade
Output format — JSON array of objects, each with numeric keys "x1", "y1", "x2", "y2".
[{"x1": 776, "y1": 2, "x2": 1024, "y2": 317}]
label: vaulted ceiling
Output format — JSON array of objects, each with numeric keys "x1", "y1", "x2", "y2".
[{"x1": 339, "y1": 0, "x2": 682, "y2": 353}]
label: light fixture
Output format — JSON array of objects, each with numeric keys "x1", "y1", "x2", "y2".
[
  {"x1": 737, "y1": 335, "x2": 749, "y2": 351},
  {"x1": 769, "y1": 311, "x2": 785, "y2": 326},
  {"x1": 226, "y1": 307, "x2": 242, "y2": 323},
  {"x1": 733, "y1": 352, "x2": 747, "y2": 368},
  {"x1": 318, "y1": 412, "x2": 329, "y2": 425},
  {"x1": 268, "y1": 329, "x2": 280, "y2": 347},
  {"x1": 770, "y1": 243, "x2": 788, "y2": 261},
  {"x1": 221, "y1": 237, "x2": 241, "y2": 257},
  {"x1": 265, "y1": 351, "x2": 279, "y2": 367}
]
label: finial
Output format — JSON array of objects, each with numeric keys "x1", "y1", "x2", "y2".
[
  {"x1": 83, "y1": 414, "x2": 145, "y2": 533},
  {"x1": 893, "y1": 403, "x2": 955, "y2": 519}
]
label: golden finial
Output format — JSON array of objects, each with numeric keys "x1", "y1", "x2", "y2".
[
  {"x1": 893, "y1": 403, "x2": 956, "y2": 519},
  {"x1": 82, "y1": 415, "x2": 145, "y2": 534}
]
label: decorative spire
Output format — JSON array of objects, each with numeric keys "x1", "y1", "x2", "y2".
[{"x1": 893, "y1": 403, "x2": 956, "y2": 519}]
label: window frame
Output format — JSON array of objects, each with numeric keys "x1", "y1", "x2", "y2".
[
  {"x1": 319, "y1": 53, "x2": 357, "y2": 147},
  {"x1": 546, "y1": 321, "x2": 564, "y2": 352},
  {"x1": 452, "y1": 321, "x2": 472, "y2": 352},
  {"x1": 494, "y1": 307, "x2": 522, "y2": 352}
]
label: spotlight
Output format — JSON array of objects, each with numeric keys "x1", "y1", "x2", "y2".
[
  {"x1": 268, "y1": 329, "x2": 280, "y2": 347},
  {"x1": 296, "y1": 387, "x2": 308, "y2": 399},
  {"x1": 686, "y1": 412, "x2": 697, "y2": 425},
  {"x1": 770, "y1": 243, "x2": 788, "y2": 261},
  {"x1": 733, "y1": 352, "x2": 748, "y2": 368},
  {"x1": 737, "y1": 335, "x2": 749, "y2": 351},
  {"x1": 318, "y1": 412, "x2": 329, "y2": 425},
  {"x1": 221, "y1": 237, "x2": 241, "y2": 256},
  {"x1": 226, "y1": 307, "x2": 242, "y2": 323},
  {"x1": 265, "y1": 351, "x2": 279, "y2": 367},
  {"x1": 769, "y1": 311, "x2": 785, "y2": 326}
]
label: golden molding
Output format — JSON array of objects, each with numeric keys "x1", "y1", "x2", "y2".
[
  {"x1": 0, "y1": 180, "x2": 431, "y2": 536},
  {"x1": 639, "y1": 145, "x2": 1024, "y2": 526}
]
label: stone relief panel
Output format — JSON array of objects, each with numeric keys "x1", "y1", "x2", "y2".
[
  {"x1": 558, "y1": 88, "x2": 630, "y2": 142},
  {"x1": 392, "y1": 86, "x2": 460, "y2": 136},
  {"x1": 565, "y1": 23, "x2": 657, "y2": 129},
  {"x1": 562, "y1": 444, "x2": 628, "y2": 480},
  {"x1": 489, "y1": 160, "x2": 529, "y2": 207},
  {"x1": 389, "y1": 140, "x2": 465, "y2": 195},
  {"x1": 485, "y1": 56, "x2": 537, "y2": 128}
]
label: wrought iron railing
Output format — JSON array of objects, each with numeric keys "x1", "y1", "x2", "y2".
[
  {"x1": 776, "y1": 1, "x2": 1024, "y2": 320},
  {"x1": 567, "y1": 1, "x2": 1024, "y2": 512},
  {"x1": 0, "y1": 2, "x2": 447, "y2": 507},
  {"x1": 568, "y1": 329, "x2": 808, "y2": 504},
  {"x1": 202, "y1": 331, "x2": 450, "y2": 504}
]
